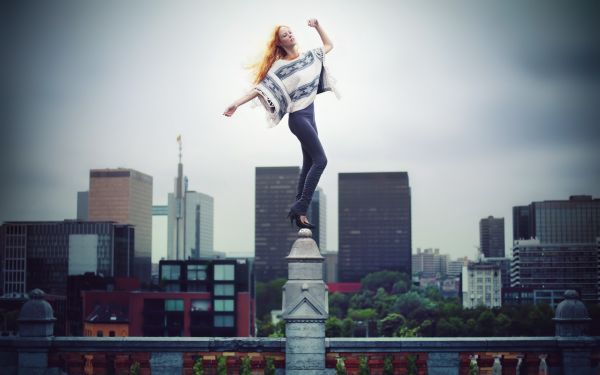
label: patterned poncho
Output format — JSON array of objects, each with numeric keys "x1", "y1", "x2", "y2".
[{"x1": 254, "y1": 46, "x2": 339, "y2": 127}]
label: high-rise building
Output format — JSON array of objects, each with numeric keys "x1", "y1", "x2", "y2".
[
  {"x1": 168, "y1": 191, "x2": 214, "y2": 259},
  {"x1": 321, "y1": 250, "x2": 338, "y2": 283},
  {"x1": 511, "y1": 239, "x2": 599, "y2": 303},
  {"x1": 88, "y1": 168, "x2": 153, "y2": 284},
  {"x1": 512, "y1": 206, "x2": 532, "y2": 241},
  {"x1": 307, "y1": 187, "x2": 327, "y2": 251},
  {"x1": 338, "y1": 172, "x2": 412, "y2": 282},
  {"x1": 254, "y1": 167, "x2": 300, "y2": 282},
  {"x1": 512, "y1": 195, "x2": 600, "y2": 243},
  {"x1": 166, "y1": 138, "x2": 215, "y2": 260},
  {"x1": 77, "y1": 191, "x2": 89, "y2": 220},
  {"x1": 480, "y1": 216, "x2": 505, "y2": 258},
  {"x1": 185, "y1": 191, "x2": 214, "y2": 259},
  {"x1": 0, "y1": 221, "x2": 134, "y2": 296},
  {"x1": 462, "y1": 262, "x2": 502, "y2": 309},
  {"x1": 510, "y1": 195, "x2": 600, "y2": 304}
]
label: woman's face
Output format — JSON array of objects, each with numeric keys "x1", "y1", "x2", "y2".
[{"x1": 278, "y1": 26, "x2": 296, "y2": 48}]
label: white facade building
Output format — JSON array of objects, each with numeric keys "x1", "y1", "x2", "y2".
[{"x1": 462, "y1": 262, "x2": 502, "y2": 309}]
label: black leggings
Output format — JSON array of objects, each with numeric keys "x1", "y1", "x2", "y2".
[{"x1": 288, "y1": 103, "x2": 327, "y2": 215}]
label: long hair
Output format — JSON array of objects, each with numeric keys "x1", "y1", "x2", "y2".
[{"x1": 250, "y1": 26, "x2": 292, "y2": 84}]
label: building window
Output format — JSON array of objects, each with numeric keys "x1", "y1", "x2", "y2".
[
  {"x1": 214, "y1": 264, "x2": 235, "y2": 281},
  {"x1": 162, "y1": 265, "x2": 181, "y2": 281},
  {"x1": 191, "y1": 299, "x2": 211, "y2": 312},
  {"x1": 214, "y1": 315, "x2": 235, "y2": 327},
  {"x1": 97, "y1": 331, "x2": 103, "y2": 337},
  {"x1": 187, "y1": 264, "x2": 207, "y2": 281},
  {"x1": 165, "y1": 299, "x2": 184, "y2": 311},
  {"x1": 214, "y1": 299, "x2": 234, "y2": 312},
  {"x1": 214, "y1": 284, "x2": 235, "y2": 296},
  {"x1": 109, "y1": 331, "x2": 115, "y2": 337}
]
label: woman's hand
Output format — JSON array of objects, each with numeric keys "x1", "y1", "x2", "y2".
[
  {"x1": 307, "y1": 19, "x2": 319, "y2": 28},
  {"x1": 223, "y1": 103, "x2": 238, "y2": 117}
]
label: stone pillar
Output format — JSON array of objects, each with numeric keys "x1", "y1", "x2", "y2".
[
  {"x1": 283, "y1": 229, "x2": 328, "y2": 375},
  {"x1": 17, "y1": 289, "x2": 56, "y2": 375},
  {"x1": 427, "y1": 352, "x2": 459, "y2": 375},
  {"x1": 553, "y1": 290, "x2": 594, "y2": 375}
]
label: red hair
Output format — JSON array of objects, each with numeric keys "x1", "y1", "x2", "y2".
[{"x1": 250, "y1": 26, "x2": 292, "y2": 84}]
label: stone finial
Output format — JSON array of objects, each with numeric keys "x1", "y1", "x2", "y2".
[
  {"x1": 553, "y1": 290, "x2": 591, "y2": 337},
  {"x1": 18, "y1": 289, "x2": 56, "y2": 337},
  {"x1": 286, "y1": 229, "x2": 324, "y2": 261}
]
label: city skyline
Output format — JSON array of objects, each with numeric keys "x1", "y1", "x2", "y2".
[{"x1": 2, "y1": 1, "x2": 599, "y2": 262}]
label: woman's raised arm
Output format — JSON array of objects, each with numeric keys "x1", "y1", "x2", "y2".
[{"x1": 308, "y1": 18, "x2": 333, "y2": 54}]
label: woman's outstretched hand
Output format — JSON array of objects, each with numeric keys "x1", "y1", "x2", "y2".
[
  {"x1": 307, "y1": 19, "x2": 319, "y2": 28},
  {"x1": 223, "y1": 103, "x2": 238, "y2": 117}
]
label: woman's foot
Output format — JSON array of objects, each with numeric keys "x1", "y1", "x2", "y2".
[{"x1": 287, "y1": 210, "x2": 315, "y2": 229}]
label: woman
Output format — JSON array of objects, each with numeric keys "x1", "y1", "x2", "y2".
[{"x1": 223, "y1": 18, "x2": 338, "y2": 229}]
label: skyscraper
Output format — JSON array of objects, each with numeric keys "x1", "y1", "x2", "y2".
[
  {"x1": 77, "y1": 191, "x2": 89, "y2": 220},
  {"x1": 479, "y1": 216, "x2": 505, "y2": 258},
  {"x1": 254, "y1": 166, "x2": 300, "y2": 282},
  {"x1": 511, "y1": 239, "x2": 598, "y2": 303},
  {"x1": 168, "y1": 191, "x2": 214, "y2": 259},
  {"x1": 88, "y1": 168, "x2": 153, "y2": 284},
  {"x1": 338, "y1": 172, "x2": 412, "y2": 282},
  {"x1": 166, "y1": 137, "x2": 215, "y2": 260},
  {"x1": 307, "y1": 187, "x2": 327, "y2": 251},
  {"x1": 512, "y1": 195, "x2": 600, "y2": 243},
  {"x1": 510, "y1": 196, "x2": 600, "y2": 304}
]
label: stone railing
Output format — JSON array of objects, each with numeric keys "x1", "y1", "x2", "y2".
[
  {"x1": 1, "y1": 335, "x2": 599, "y2": 374},
  {"x1": 1, "y1": 230, "x2": 599, "y2": 374}
]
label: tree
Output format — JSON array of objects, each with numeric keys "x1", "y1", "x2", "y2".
[
  {"x1": 379, "y1": 313, "x2": 406, "y2": 337},
  {"x1": 326, "y1": 316, "x2": 343, "y2": 337},
  {"x1": 348, "y1": 308, "x2": 377, "y2": 321},
  {"x1": 329, "y1": 292, "x2": 350, "y2": 318},
  {"x1": 393, "y1": 291, "x2": 436, "y2": 321},
  {"x1": 341, "y1": 317, "x2": 354, "y2": 337},
  {"x1": 528, "y1": 303, "x2": 554, "y2": 336},
  {"x1": 493, "y1": 313, "x2": 511, "y2": 336},
  {"x1": 392, "y1": 279, "x2": 410, "y2": 294},
  {"x1": 361, "y1": 271, "x2": 408, "y2": 293},
  {"x1": 475, "y1": 310, "x2": 495, "y2": 336},
  {"x1": 256, "y1": 320, "x2": 275, "y2": 337},
  {"x1": 465, "y1": 318, "x2": 477, "y2": 336},
  {"x1": 349, "y1": 291, "x2": 375, "y2": 310},
  {"x1": 373, "y1": 288, "x2": 396, "y2": 318}
]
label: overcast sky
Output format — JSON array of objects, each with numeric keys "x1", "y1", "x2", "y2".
[{"x1": 2, "y1": 0, "x2": 599, "y2": 263}]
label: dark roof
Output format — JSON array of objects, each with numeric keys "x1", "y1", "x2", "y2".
[{"x1": 85, "y1": 304, "x2": 128, "y2": 323}]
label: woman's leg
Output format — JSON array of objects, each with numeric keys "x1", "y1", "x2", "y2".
[
  {"x1": 288, "y1": 109, "x2": 327, "y2": 215},
  {"x1": 296, "y1": 146, "x2": 313, "y2": 202}
]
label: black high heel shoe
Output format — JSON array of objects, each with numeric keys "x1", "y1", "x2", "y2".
[{"x1": 286, "y1": 210, "x2": 315, "y2": 229}]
